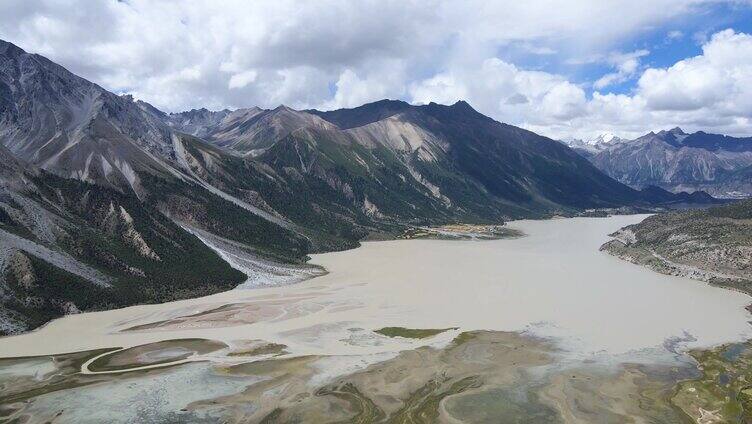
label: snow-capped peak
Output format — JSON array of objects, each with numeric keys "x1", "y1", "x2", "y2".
[{"x1": 585, "y1": 132, "x2": 622, "y2": 146}]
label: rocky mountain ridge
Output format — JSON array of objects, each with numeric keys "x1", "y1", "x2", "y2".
[
  {"x1": 561, "y1": 132, "x2": 624, "y2": 156},
  {"x1": 564, "y1": 127, "x2": 752, "y2": 198}
]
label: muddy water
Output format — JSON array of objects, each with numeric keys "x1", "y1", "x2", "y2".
[
  {"x1": 305, "y1": 214, "x2": 752, "y2": 355},
  {"x1": 0, "y1": 215, "x2": 750, "y2": 358}
]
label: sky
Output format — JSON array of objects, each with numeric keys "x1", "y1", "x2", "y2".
[{"x1": 1, "y1": 0, "x2": 752, "y2": 140}]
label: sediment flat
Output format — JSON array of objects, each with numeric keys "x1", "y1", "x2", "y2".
[{"x1": 1, "y1": 215, "x2": 751, "y2": 423}]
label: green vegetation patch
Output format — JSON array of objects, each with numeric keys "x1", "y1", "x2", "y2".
[
  {"x1": 374, "y1": 327, "x2": 457, "y2": 339},
  {"x1": 228, "y1": 343, "x2": 287, "y2": 357},
  {"x1": 451, "y1": 331, "x2": 479, "y2": 346},
  {"x1": 672, "y1": 341, "x2": 752, "y2": 423}
]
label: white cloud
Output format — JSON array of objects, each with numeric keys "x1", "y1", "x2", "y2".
[
  {"x1": 541, "y1": 82, "x2": 587, "y2": 119},
  {"x1": 638, "y1": 29, "x2": 752, "y2": 113},
  {"x1": 667, "y1": 30, "x2": 684, "y2": 40},
  {"x1": 409, "y1": 29, "x2": 752, "y2": 140},
  {"x1": 228, "y1": 70, "x2": 258, "y2": 89},
  {"x1": 409, "y1": 58, "x2": 586, "y2": 127},
  {"x1": 410, "y1": 73, "x2": 468, "y2": 106},
  {"x1": 0, "y1": 1, "x2": 751, "y2": 139},
  {"x1": 321, "y1": 61, "x2": 408, "y2": 109},
  {"x1": 0, "y1": 0, "x2": 718, "y2": 110},
  {"x1": 563, "y1": 30, "x2": 752, "y2": 139},
  {"x1": 593, "y1": 49, "x2": 649, "y2": 89}
]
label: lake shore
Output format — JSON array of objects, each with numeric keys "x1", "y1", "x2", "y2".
[{"x1": 2, "y1": 215, "x2": 750, "y2": 359}]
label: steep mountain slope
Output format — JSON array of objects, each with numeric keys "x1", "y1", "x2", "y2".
[
  {"x1": 0, "y1": 40, "x2": 320, "y2": 334},
  {"x1": 163, "y1": 107, "x2": 231, "y2": 138},
  {"x1": 181, "y1": 98, "x2": 651, "y2": 240},
  {"x1": 0, "y1": 147, "x2": 250, "y2": 334},
  {"x1": 586, "y1": 128, "x2": 752, "y2": 198},
  {"x1": 308, "y1": 99, "x2": 412, "y2": 129},
  {"x1": 0, "y1": 39, "x2": 311, "y2": 258},
  {"x1": 0, "y1": 40, "x2": 180, "y2": 196},
  {"x1": 414, "y1": 102, "x2": 642, "y2": 209},
  {"x1": 168, "y1": 100, "x2": 663, "y2": 241},
  {"x1": 173, "y1": 99, "x2": 703, "y2": 232},
  {"x1": 560, "y1": 132, "x2": 624, "y2": 157},
  {"x1": 166, "y1": 133, "x2": 370, "y2": 252},
  {"x1": 169, "y1": 106, "x2": 335, "y2": 156},
  {"x1": 307, "y1": 101, "x2": 646, "y2": 215}
]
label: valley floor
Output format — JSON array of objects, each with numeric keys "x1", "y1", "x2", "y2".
[{"x1": 1, "y1": 215, "x2": 751, "y2": 423}]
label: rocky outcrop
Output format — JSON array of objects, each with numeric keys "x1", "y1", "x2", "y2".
[
  {"x1": 118, "y1": 206, "x2": 161, "y2": 261},
  {"x1": 7, "y1": 251, "x2": 36, "y2": 289},
  {"x1": 601, "y1": 200, "x2": 752, "y2": 294}
]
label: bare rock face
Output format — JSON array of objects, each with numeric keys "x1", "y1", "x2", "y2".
[
  {"x1": 0, "y1": 40, "x2": 176, "y2": 194},
  {"x1": 169, "y1": 106, "x2": 336, "y2": 156},
  {"x1": 586, "y1": 128, "x2": 752, "y2": 198},
  {"x1": 99, "y1": 203, "x2": 159, "y2": 260},
  {"x1": 59, "y1": 301, "x2": 81, "y2": 315},
  {"x1": 8, "y1": 251, "x2": 36, "y2": 289},
  {"x1": 164, "y1": 107, "x2": 232, "y2": 138},
  {"x1": 118, "y1": 206, "x2": 161, "y2": 261}
]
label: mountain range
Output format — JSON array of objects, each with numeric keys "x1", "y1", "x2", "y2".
[
  {"x1": 0, "y1": 39, "x2": 713, "y2": 334},
  {"x1": 561, "y1": 132, "x2": 624, "y2": 155},
  {"x1": 563, "y1": 128, "x2": 752, "y2": 198}
]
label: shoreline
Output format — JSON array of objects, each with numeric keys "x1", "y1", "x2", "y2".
[
  {"x1": 598, "y1": 219, "x2": 752, "y2": 421},
  {"x1": 0, "y1": 212, "x2": 653, "y2": 342},
  {"x1": 0, "y1": 220, "x2": 525, "y2": 341},
  {"x1": 600, "y1": 239, "x2": 752, "y2": 295},
  {"x1": 1, "y1": 215, "x2": 749, "y2": 359}
]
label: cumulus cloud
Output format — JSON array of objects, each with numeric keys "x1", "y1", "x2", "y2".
[
  {"x1": 0, "y1": 0, "x2": 750, "y2": 139},
  {"x1": 321, "y1": 60, "x2": 408, "y2": 109},
  {"x1": 541, "y1": 83, "x2": 588, "y2": 119},
  {"x1": 579, "y1": 29, "x2": 752, "y2": 138},
  {"x1": 638, "y1": 30, "x2": 752, "y2": 113},
  {"x1": 228, "y1": 70, "x2": 258, "y2": 89},
  {"x1": 593, "y1": 49, "x2": 649, "y2": 89},
  {"x1": 408, "y1": 29, "x2": 752, "y2": 140},
  {"x1": 409, "y1": 58, "x2": 581, "y2": 126}
]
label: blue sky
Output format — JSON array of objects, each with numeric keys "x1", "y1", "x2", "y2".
[
  {"x1": 598, "y1": 2, "x2": 752, "y2": 95},
  {"x1": 1, "y1": 0, "x2": 751, "y2": 140},
  {"x1": 501, "y1": 1, "x2": 752, "y2": 97}
]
